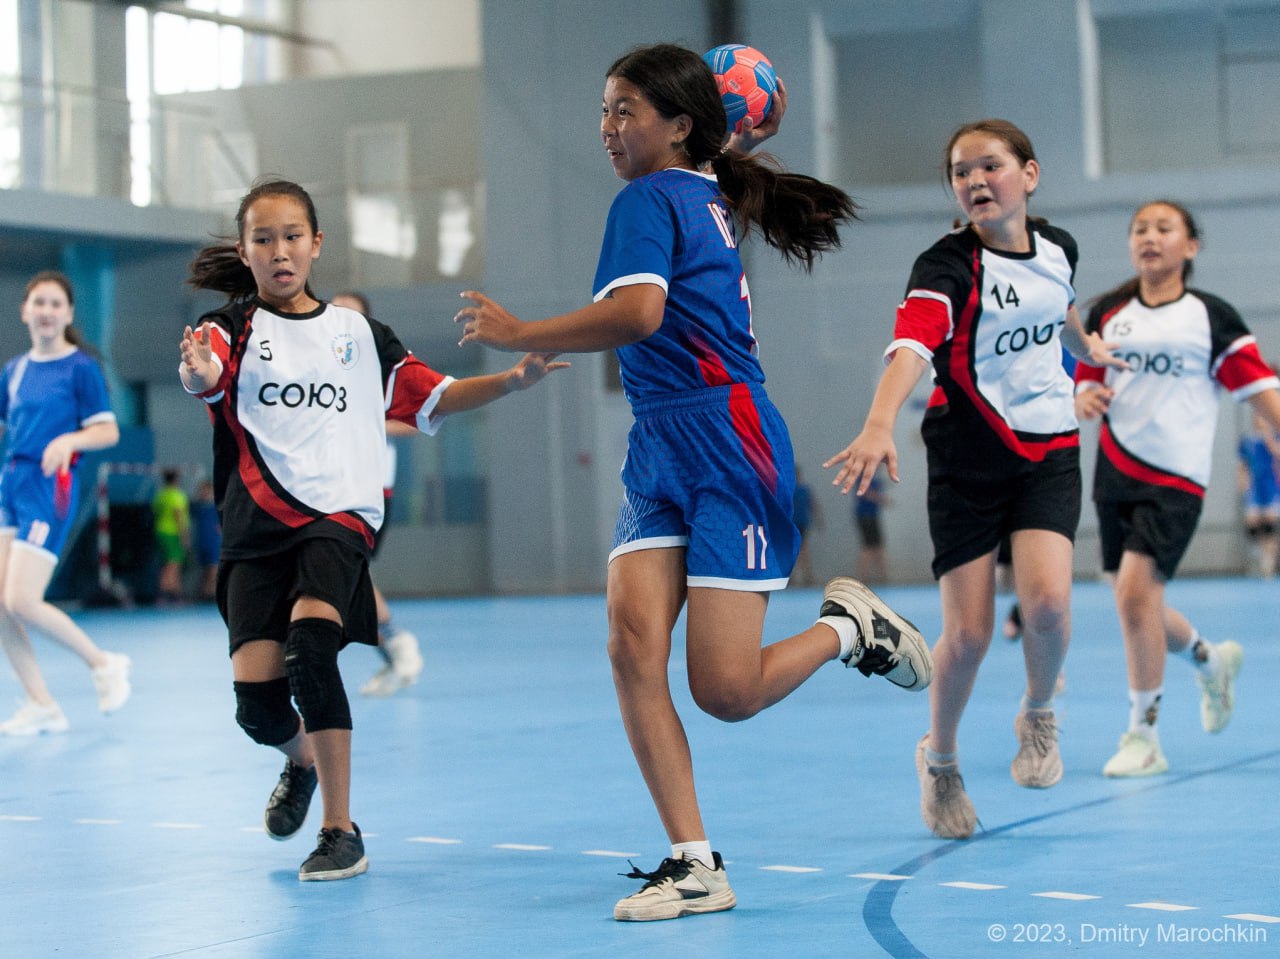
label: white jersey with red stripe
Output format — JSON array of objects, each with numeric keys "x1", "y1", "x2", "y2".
[
  {"x1": 1076, "y1": 287, "x2": 1278, "y2": 497},
  {"x1": 185, "y1": 298, "x2": 454, "y2": 559},
  {"x1": 889, "y1": 221, "x2": 1079, "y2": 478}
]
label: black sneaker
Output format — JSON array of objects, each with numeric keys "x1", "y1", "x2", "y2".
[
  {"x1": 821, "y1": 576, "x2": 933, "y2": 691},
  {"x1": 299, "y1": 823, "x2": 369, "y2": 881},
  {"x1": 264, "y1": 759, "x2": 318, "y2": 840}
]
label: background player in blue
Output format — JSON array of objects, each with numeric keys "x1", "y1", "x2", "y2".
[
  {"x1": 1074, "y1": 200, "x2": 1280, "y2": 778},
  {"x1": 0, "y1": 270, "x2": 131, "y2": 736},
  {"x1": 826, "y1": 120, "x2": 1125, "y2": 840},
  {"x1": 1238, "y1": 409, "x2": 1280, "y2": 578},
  {"x1": 455, "y1": 43, "x2": 932, "y2": 921},
  {"x1": 180, "y1": 179, "x2": 565, "y2": 882}
]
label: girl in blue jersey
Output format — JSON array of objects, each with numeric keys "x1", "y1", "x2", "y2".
[
  {"x1": 826, "y1": 120, "x2": 1125, "y2": 840},
  {"x1": 1075, "y1": 200, "x2": 1280, "y2": 777},
  {"x1": 1239, "y1": 410, "x2": 1280, "y2": 578},
  {"x1": 0, "y1": 271, "x2": 130, "y2": 736},
  {"x1": 181, "y1": 178, "x2": 564, "y2": 882},
  {"x1": 456, "y1": 42, "x2": 933, "y2": 921}
]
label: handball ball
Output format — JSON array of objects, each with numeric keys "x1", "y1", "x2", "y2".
[{"x1": 703, "y1": 43, "x2": 777, "y2": 134}]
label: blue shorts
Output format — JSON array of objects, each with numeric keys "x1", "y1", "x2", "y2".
[
  {"x1": 610, "y1": 383, "x2": 798, "y2": 591},
  {"x1": 0, "y1": 459, "x2": 79, "y2": 561}
]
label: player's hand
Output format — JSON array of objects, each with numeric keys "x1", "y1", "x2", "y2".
[
  {"x1": 726, "y1": 77, "x2": 787, "y2": 153},
  {"x1": 823, "y1": 426, "x2": 897, "y2": 495},
  {"x1": 1081, "y1": 332, "x2": 1129, "y2": 370},
  {"x1": 508, "y1": 352, "x2": 571, "y2": 392},
  {"x1": 456, "y1": 291, "x2": 524, "y2": 352},
  {"x1": 40, "y1": 434, "x2": 76, "y2": 477},
  {"x1": 180, "y1": 323, "x2": 217, "y2": 389},
  {"x1": 1075, "y1": 385, "x2": 1113, "y2": 421}
]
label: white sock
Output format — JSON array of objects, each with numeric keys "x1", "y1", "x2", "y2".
[
  {"x1": 1128, "y1": 688, "x2": 1162, "y2": 734},
  {"x1": 671, "y1": 841, "x2": 715, "y2": 869},
  {"x1": 819, "y1": 615, "x2": 859, "y2": 661},
  {"x1": 924, "y1": 745, "x2": 958, "y2": 767},
  {"x1": 1183, "y1": 634, "x2": 1218, "y2": 676}
]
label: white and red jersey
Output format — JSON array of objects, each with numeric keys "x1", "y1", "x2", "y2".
[
  {"x1": 1076, "y1": 288, "x2": 1277, "y2": 499},
  {"x1": 889, "y1": 221, "x2": 1079, "y2": 479},
  {"x1": 184, "y1": 298, "x2": 454, "y2": 559}
]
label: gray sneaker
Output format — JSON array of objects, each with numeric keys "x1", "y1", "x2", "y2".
[
  {"x1": 613, "y1": 852, "x2": 736, "y2": 921},
  {"x1": 822, "y1": 577, "x2": 932, "y2": 691},
  {"x1": 1010, "y1": 711, "x2": 1063, "y2": 788},
  {"x1": 915, "y1": 734, "x2": 977, "y2": 839},
  {"x1": 299, "y1": 823, "x2": 369, "y2": 881}
]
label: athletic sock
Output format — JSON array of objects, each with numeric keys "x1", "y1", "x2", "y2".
[
  {"x1": 671, "y1": 840, "x2": 715, "y2": 869},
  {"x1": 1128, "y1": 688, "x2": 1163, "y2": 734},
  {"x1": 818, "y1": 615, "x2": 859, "y2": 661},
  {"x1": 1021, "y1": 693, "x2": 1054, "y2": 714},
  {"x1": 1183, "y1": 634, "x2": 1218, "y2": 676},
  {"x1": 924, "y1": 744, "x2": 958, "y2": 768}
]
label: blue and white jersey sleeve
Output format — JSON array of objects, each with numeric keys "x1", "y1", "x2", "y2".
[
  {"x1": 73, "y1": 353, "x2": 115, "y2": 428},
  {"x1": 593, "y1": 179, "x2": 675, "y2": 301}
]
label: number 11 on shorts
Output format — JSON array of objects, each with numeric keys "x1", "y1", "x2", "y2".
[{"x1": 742, "y1": 523, "x2": 768, "y2": 571}]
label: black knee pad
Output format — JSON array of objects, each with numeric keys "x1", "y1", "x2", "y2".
[
  {"x1": 234, "y1": 677, "x2": 299, "y2": 746},
  {"x1": 284, "y1": 618, "x2": 351, "y2": 733}
]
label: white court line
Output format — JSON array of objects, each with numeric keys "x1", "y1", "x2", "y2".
[
  {"x1": 851, "y1": 872, "x2": 912, "y2": 881},
  {"x1": 0, "y1": 814, "x2": 40, "y2": 821},
  {"x1": 152, "y1": 822, "x2": 204, "y2": 830},
  {"x1": 74, "y1": 818, "x2": 122, "y2": 825},
  {"x1": 940, "y1": 881, "x2": 1006, "y2": 890},
  {"x1": 407, "y1": 836, "x2": 463, "y2": 844},
  {"x1": 581, "y1": 850, "x2": 641, "y2": 858},
  {"x1": 761, "y1": 865, "x2": 821, "y2": 873},
  {"x1": 493, "y1": 843, "x2": 552, "y2": 851},
  {"x1": 1033, "y1": 891, "x2": 1102, "y2": 901},
  {"x1": 1128, "y1": 902, "x2": 1197, "y2": 912},
  {"x1": 1226, "y1": 914, "x2": 1280, "y2": 923}
]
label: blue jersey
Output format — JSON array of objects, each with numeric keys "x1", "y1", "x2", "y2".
[
  {"x1": 0, "y1": 349, "x2": 115, "y2": 464},
  {"x1": 593, "y1": 168, "x2": 764, "y2": 403}
]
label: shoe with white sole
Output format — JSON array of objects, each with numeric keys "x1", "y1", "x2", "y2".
[
  {"x1": 1198, "y1": 640, "x2": 1242, "y2": 734},
  {"x1": 614, "y1": 852, "x2": 735, "y2": 921},
  {"x1": 1102, "y1": 729, "x2": 1168, "y2": 778},
  {"x1": 0, "y1": 698, "x2": 69, "y2": 736},
  {"x1": 821, "y1": 577, "x2": 932, "y2": 691},
  {"x1": 92, "y1": 652, "x2": 132, "y2": 713}
]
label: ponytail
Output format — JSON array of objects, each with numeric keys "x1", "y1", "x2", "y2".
[
  {"x1": 608, "y1": 44, "x2": 858, "y2": 273},
  {"x1": 711, "y1": 150, "x2": 859, "y2": 272}
]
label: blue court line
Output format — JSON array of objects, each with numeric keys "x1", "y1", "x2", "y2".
[{"x1": 862, "y1": 747, "x2": 1280, "y2": 958}]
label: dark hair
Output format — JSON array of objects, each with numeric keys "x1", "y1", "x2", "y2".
[
  {"x1": 606, "y1": 44, "x2": 859, "y2": 271},
  {"x1": 162, "y1": 467, "x2": 181, "y2": 485},
  {"x1": 943, "y1": 118, "x2": 1037, "y2": 185},
  {"x1": 187, "y1": 177, "x2": 320, "y2": 302},
  {"x1": 942, "y1": 119, "x2": 1049, "y2": 230},
  {"x1": 334, "y1": 290, "x2": 371, "y2": 315},
  {"x1": 23, "y1": 269, "x2": 84, "y2": 347},
  {"x1": 1089, "y1": 199, "x2": 1201, "y2": 308}
]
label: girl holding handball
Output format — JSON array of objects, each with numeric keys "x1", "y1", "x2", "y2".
[
  {"x1": 181, "y1": 178, "x2": 564, "y2": 881},
  {"x1": 826, "y1": 120, "x2": 1124, "y2": 839},
  {"x1": 0, "y1": 270, "x2": 129, "y2": 736},
  {"x1": 455, "y1": 43, "x2": 932, "y2": 921},
  {"x1": 1075, "y1": 200, "x2": 1280, "y2": 778}
]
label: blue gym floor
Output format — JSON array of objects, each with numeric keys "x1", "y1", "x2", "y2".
[{"x1": 1, "y1": 578, "x2": 1276, "y2": 958}]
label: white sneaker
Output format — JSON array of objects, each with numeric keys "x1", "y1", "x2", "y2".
[
  {"x1": 1102, "y1": 729, "x2": 1168, "y2": 778},
  {"x1": 614, "y1": 853, "x2": 736, "y2": 921},
  {"x1": 360, "y1": 631, "x2": 423, "y2": 697},
  {"x1": 385, "y1": 630, "x2": 424, "y2": 685},
  {"x1": 1198, "y1": 640, "x2": 1242, "y2": 734},
  {"x1": 92, "y1": 652, "x2": 132, "y2": 713},
  {"x1": 0, "y1": 698, "x2": 70, "y2": 736},
  {"x1": 821, "y1": 577, "x2": 932, "y2": 691}
]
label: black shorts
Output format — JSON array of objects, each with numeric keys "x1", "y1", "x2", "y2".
[
  {"x1": 927, "y1": 447, "x2": 1081, "y2": 579},
  {"x1": 856, "y1": 514, "x2": 883, "y2": 549},
  {"x1": 217, "y1": 536, "x2": 378, "y2": 654},
  {"x1": 1096, "y1": 491, "x2": 1203, "y2": 581}
]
